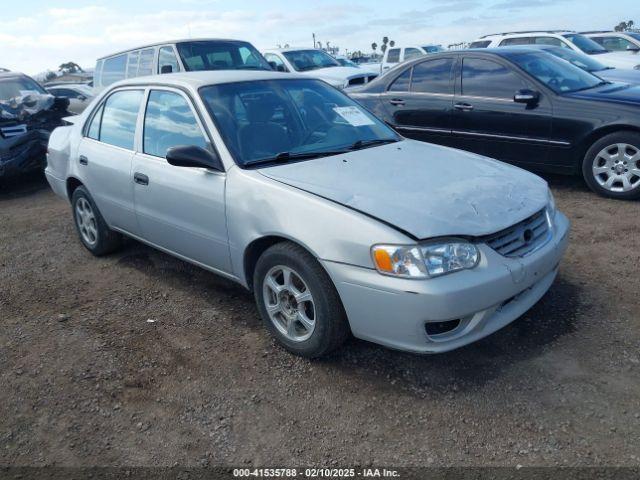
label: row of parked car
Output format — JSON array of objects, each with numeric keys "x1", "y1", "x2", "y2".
[{"x1": 2, "y1": 28, "x2": 639, "y2": 358}]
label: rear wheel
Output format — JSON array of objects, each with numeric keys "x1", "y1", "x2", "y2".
[
  {"x1": 583, "y1": 132, "x2": 640, "y2": 200},
  {"x1": 253, "y1": 242, "x2": 350, "y2": 358},
  {"x1": 71, "y1": 186, "x2": 122, "y2": 255}
]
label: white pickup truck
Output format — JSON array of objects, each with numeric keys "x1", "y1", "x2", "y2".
[{"x1": 380, "y1": 45, "x2": 444, "y2": 73}]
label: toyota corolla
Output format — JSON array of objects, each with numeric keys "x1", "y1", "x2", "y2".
[{"x1": 45, "y1": 71, "x2": 570, "y2": 357}]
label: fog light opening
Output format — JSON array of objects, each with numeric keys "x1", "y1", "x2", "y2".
[{"x1": 425, "y1": 319, "x2": 461, "y2": 337}]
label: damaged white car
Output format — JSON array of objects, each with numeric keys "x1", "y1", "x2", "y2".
[
  {"x1": 0, "y1": 72, "x2": 69, "y2": 179},
  {"x1": 45, "y1": 71, "x2": 570, "y2": 357}
]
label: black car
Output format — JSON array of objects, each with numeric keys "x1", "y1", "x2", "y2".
[
  {"x1": 0, "y1": 72, "x2": 69, "y2": 180},
  {"x1": 349, "y1": 48, "x2": 640, "y2": 199}
]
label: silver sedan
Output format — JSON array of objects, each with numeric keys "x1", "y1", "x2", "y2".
[{"x1": 45, "y1": 71, "x2": 570, "y2": 357}]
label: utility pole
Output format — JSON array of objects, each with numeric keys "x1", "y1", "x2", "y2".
[{"x1": 312, "y1": 33, "x2": 316, "y2": 48}]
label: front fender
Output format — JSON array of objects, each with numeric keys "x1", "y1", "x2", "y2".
[{"x1": 225, "y1": 168, "x2": 413, "y2": 287}]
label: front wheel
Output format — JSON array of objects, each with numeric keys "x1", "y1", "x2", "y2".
[
  {"x1": 253, "y1": 242, "x2": 350, "y2": 358},
  {"x1": 582, "y1": 132, "x2": 640, "y2": 200}
]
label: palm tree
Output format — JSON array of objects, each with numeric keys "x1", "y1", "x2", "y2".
[
  {"x1": 381, "y1": 36, "x2": 389, "y2": 54},
  {"x1": 371, "y1": 42, "x2": 378, "y2": 53},
  {"x1": 389, "y1": 40, "x2": 395, "y2": 48},
  {"x1": 628, "y1": 20, "x2": 635, "y2": 30}
]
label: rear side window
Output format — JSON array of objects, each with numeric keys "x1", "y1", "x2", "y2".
[
  {"x1": 533, "y1": 37, "x2": 566, "y2": 47},
  {"x1": 87, "y1": 104, "x2": 104, "y2": 140},
  {"x1": 411, "y1": 58, "x2": 454, "y2": 94},
  {"x1": 98, "y1": 90, "x2": 144, "y2": 150},
  {"x1": 462, "y1": 58, "x2": 527, "y2": 99},
  {"x1": 388, "y1": 68, "x2": 411, "y2": 92},
  {"x1": 158, "y1": 47, "x2": 180, "y2": 74},
  {"x1": 500, "y1": 37, "x2": 531, "y2": 46},
  {"x1": 137, "y1": 49, "x2": 155, "y2": 76},
  {"x1": 127, "y1": 51, "x2": 140, "y2": 78},
  {"x1": 469, "y1": 41, "x2": 491, "y2": 48},
  {"x1": 143, "y1": 90, "x2": 208, "y2": 158},
  {"x1": 386, "y1": 48, "x2": 401, "y2": 63},
  {"x1": 101, "y1": 54, "x2": 127, "y2": 86},
  {"x1": 404, "y1": 48, "x2": 423, "y2": 60}
]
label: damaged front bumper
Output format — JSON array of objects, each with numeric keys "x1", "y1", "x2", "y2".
[{"x1": 0, "y1": 129, "x2": 49, "y2": 178}]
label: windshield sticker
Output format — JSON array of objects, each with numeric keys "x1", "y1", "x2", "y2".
[{"x1": 333, "y1": 106, "x2": 376, "y2": 127}]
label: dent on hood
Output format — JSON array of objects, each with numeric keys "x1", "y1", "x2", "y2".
[{"x1": 258, "y1": 140, "x2": 549, "y2": 239}]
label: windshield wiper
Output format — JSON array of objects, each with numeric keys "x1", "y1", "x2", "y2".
[
  {"x1": 244, "y1": 149, "x2": 349, "y2": 167},
  {"x1": 568, "y1": 81, "x2": 609, "y2": 93},
  {"x1": 349, "y1": 138, "x2": 398, "y2": 151}
]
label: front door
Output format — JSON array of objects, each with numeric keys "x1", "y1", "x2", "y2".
[
  {"x1": 451, "y1": 56, "x2": 552, "y2": 168},
  {"x1": 132, "y1": 88, "x2": 231, "y2": 273}
]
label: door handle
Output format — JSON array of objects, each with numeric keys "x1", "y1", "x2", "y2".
[
  {"x1": 389, "y1": 98, "x2": 405, "y2": 106},
  {"x1": 79, "y1": 155, "x2": 88, "y2": 165},
  {"x1": 454, "y1": 102, "x2": 474, "y2": 112},
  {"x1": 133, "y1": 172, "x2": 149, "y2": 186}
]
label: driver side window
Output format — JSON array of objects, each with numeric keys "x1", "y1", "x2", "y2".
[
  {"x1": 462, "y1": 58, "x2": 527, "y2": 99},
  {"x1": 143, "y1": 90, "x2": 209, "y2": 158},
  {"x1": 265, "y1": 53, "x2": 288, "y2": 72}
]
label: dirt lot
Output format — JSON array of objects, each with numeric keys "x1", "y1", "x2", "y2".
[{"x1": 0, "y1": 172, "x2": 639, "y2": 468}]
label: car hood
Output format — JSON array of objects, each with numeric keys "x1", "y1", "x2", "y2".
[
  {"x1": 258, "y1": 140, "x2": 549, "y2": 240},
  {"x1": 597, "y1": 68, "x2": 640, "y2": 85},
  {"x1": 593, "y1": 51, "x2": 640, "y2": 68},
  {"x1": 300, "y1": 66, "x2": 368, "y2": 84},
  {"x1": 564, "y1": 81, "x2": 640, "y2": 106}
]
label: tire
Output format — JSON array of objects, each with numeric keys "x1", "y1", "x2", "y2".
[
  {"x1": 71, "y1": 185, "x2": 122, "y2": 256},
  {"x1": 253, "y1": 242, "x2": 350, "y2": 358},
  {"x1": 582, "y1": 131, "x2": 640, "y2": 200}
]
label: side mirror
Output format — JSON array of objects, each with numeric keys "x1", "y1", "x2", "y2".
[
  {"x1": 166, "y1": 145, "x2": 224, "y2": 171},
  {"x1": 268, "y1": 61, "x2": 278, "y2": 70},
  {"x1": 78, "y1": 94, "x2": 87, "y2": 101},
  {"x1": 626, "y1": 45, "x2": 640, "y2": 52},
  {"x1": 160, "y1": 65, "x2": 173, "y2": 74},
  {"x1": 514, "y1": 89, "x2": 540, "y2": 105}
]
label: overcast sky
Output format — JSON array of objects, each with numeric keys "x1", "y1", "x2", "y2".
[{"x1": 2, "y1": 0, "x2": 636, "y2": 74}]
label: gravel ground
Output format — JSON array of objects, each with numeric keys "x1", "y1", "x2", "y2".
[{"x1": 0, "y1": 172, "x2": 639, "y2": 468}]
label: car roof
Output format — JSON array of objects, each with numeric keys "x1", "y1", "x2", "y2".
[
  {"x1": 263, "y1": 47, "x2": 323, "y2": 53},
  {"x1": 107, "y1": 70, "x2": 304, "y2": 90},
  {"x1": 0, "y1": 71, "x2": 29, "y2": 80},
  {"x1": 480, "y1": 31, "x2": 573, "y2": 39},
  {"x1": 97, "y1": 38, "x2": 252, "y2": 61}
]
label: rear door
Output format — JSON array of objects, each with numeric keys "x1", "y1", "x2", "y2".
[
  {"x1": 451, "y1": 55, "x2": 552, "y2": 167},
  {"x1": 381, "y1": 57, "x2": 456, "y2": 145},
  {"x1": 132, "y1": 88, "x2": 231, "y2": 273},
  {"x1": 76, "y1": 88, "x2": 144, "y2": 234}
]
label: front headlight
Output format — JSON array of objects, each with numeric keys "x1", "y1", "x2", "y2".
[
  {"x1": 371, "y1": 241, "x2": 480, "y2": 279},
  {"x1": 547, "y1": 190, "x2": 557, "y2": 222}
]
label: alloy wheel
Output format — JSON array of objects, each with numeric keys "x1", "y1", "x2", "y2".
[
  {"x1": 75, "y1": 197, "x2": 98, "y2": 246},
  {"x1": 592, "y1": 143, "x2": 640, "y2": 193},
  {"x1": 262, "y1": 265, "x2": 316, "y2": 342}
]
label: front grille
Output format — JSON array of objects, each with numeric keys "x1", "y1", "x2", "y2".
[
  {"x1": 1, "y1": 124, "x2": 27, "y2": 138},
  {"x1": 482, "y1": 209, "x2": 551, "y2": 258}
]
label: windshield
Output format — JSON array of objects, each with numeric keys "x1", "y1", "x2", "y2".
[
  {"x1": 563, "y1": 34, "x2": 608, "y2": 54},
  {"x1": 422, "y1": 45, "x2": 445, "y2": 53},
  {"x1": 282, "y1": 50, "x2": 341, "y2": 72},
  {"x1": 336, "y1": 58, "x2": 358, "y2": 68},
  {"x1": 200, "y1": 78, "x2": 398, "y2": 166},
  {"x1": 511, "y1": 52, "x2": 605, "y2": 93},
  {"x1": 0, "y1": 76, "x2": 47, "y2": 101},
  {"x1": 176, "y1": 41, "x2": 272, "y2": 71},
  {"x1": 545, "y1": 46, "x2": 609, "y2": 72}
]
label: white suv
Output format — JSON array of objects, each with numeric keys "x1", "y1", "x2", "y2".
[
  {"x1": 470, "y1": 31, "x2": 640, "y2": 70},
  {"x1": 583, "y1": 31, "x2": 640, "y2": 53}
]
